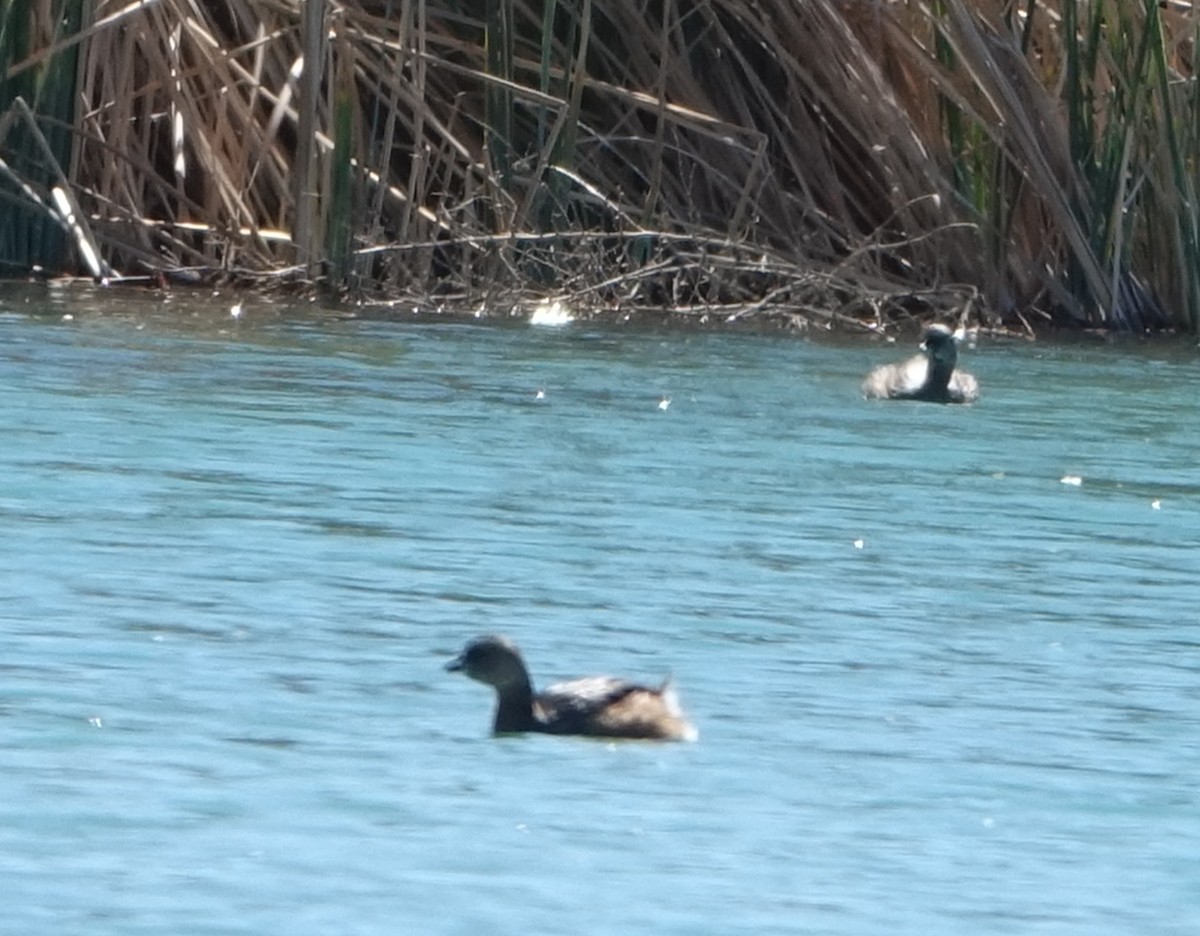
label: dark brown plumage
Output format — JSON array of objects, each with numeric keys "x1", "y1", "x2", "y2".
[{"x1": 446, "y1": 634, "x2": 697, "y2": 741}]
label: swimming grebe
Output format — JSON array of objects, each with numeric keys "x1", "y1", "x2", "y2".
[
  {"x1": 861, "y1": 324, "x2": 979, "y2": 404},
  {"x1": 446, "y1": 634, "x2": 697, "y2": 741}
]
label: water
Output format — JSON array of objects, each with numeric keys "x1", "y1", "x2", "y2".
[{"x1": 2, "y1": 291, "x2": 1199, "y2": 935}]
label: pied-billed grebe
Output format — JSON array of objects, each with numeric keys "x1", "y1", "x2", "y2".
[
  {"x1": 446, "y1": 634, "x2": 697, "y2": 741},
  {"x1": 861, "y1": 323, "x2": 980, "y2": 404}
]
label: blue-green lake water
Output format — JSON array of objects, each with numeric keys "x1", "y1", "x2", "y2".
[{"x1": 3, "y1": 289, "x2": 1199, "y2": 934}]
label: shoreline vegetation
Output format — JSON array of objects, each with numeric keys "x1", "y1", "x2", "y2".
[{"x1": 2, "y1": 2, "x2": 1199, "y2": 335}]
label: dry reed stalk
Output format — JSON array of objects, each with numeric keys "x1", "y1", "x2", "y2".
[{"x1": 5, "y1": 0, "x2": 1200, "y2": 328}]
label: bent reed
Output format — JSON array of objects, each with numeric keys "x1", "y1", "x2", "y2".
[{"x1": 2, "y1": 1, "x2": 1198, "y2": 332}]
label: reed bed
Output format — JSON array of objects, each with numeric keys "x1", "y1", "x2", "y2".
[
  {"x1": 0, "y1": 0, "x2": 82, "y2": 273},
  {"x1": 2, "y1": 0, "x2": 1200, "y2": 330}
]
